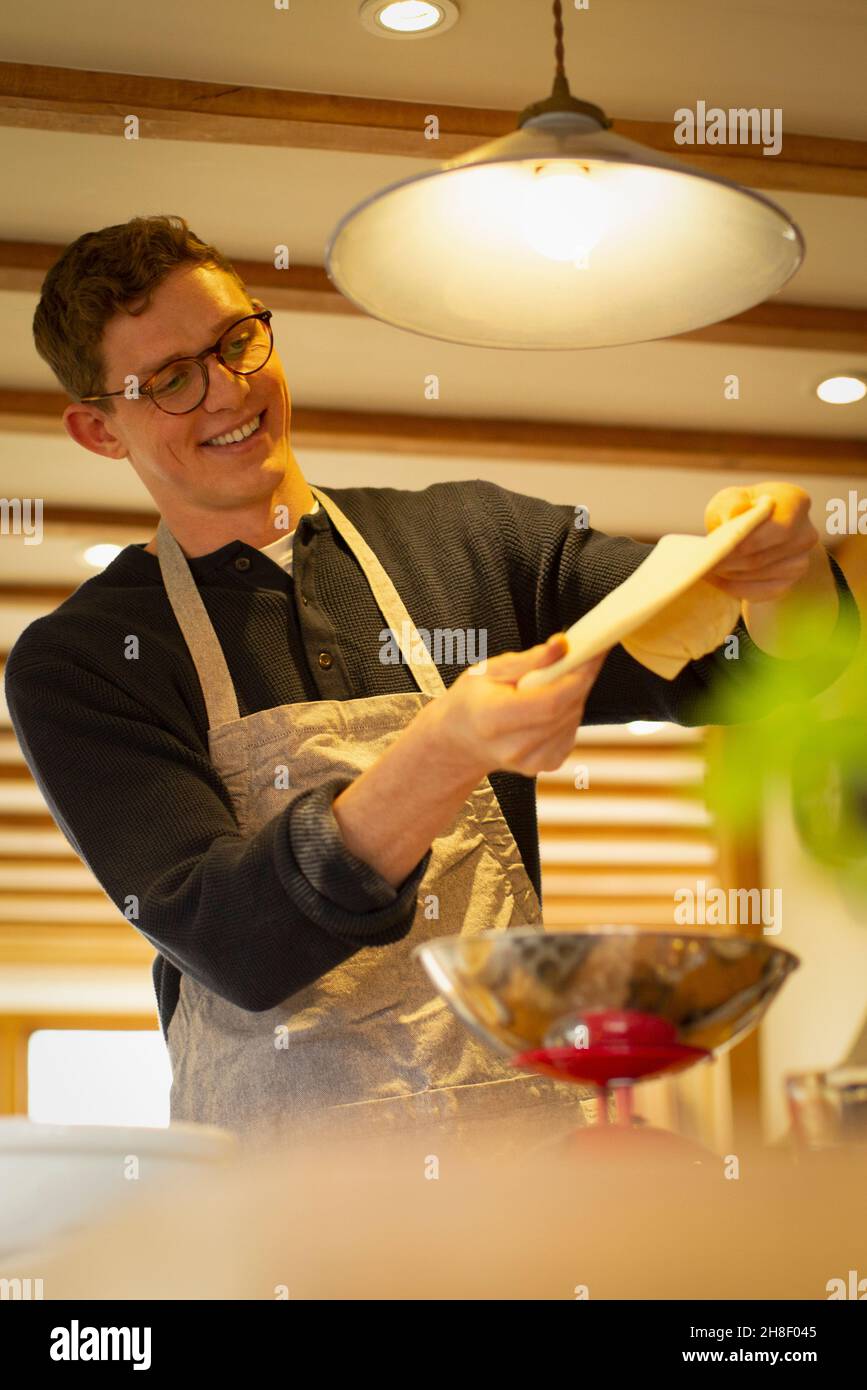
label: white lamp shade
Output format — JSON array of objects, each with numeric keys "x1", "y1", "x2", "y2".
[{"x1": 325, "y1": 113, "x2": 804, "y2": 349}]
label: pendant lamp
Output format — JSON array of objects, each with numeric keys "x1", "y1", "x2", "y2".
[{"x1": 325, "y1": 0, "x2": 804, "y2": 349}]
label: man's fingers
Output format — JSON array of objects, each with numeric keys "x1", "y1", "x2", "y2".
[
  {"x1": 714, "y1": 534, "x2": 817, "y2": 573},
  {"x1": 512, "y1": 648, "x2": 609, "y2": 724},
  {"x1": 711, "y1": 552, "x2": 812, "y2": 584},
  {"x1": 477, "y1": 634, "x2": 568, "y2": 682},
  {"x1": 508, "y1": 706, "x2": 592, "y2": 772},
  {"x1": 709, "y1": 573, "x2": 807, "y2": 601},
  {"x1": 720, "y1": 522, "x2": 818, "y2": 565},
  {"x1": 711, "y1": 555, "x2": 813, "y2": 588}
]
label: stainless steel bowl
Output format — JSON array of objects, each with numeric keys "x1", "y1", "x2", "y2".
[{"x1": 415, "y1": 927, "x2": 799, "y2": 1062}]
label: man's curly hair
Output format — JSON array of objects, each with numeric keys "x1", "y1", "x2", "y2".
[{"x1": 33, "y1": 214, "x2": 248, "y2": 410}]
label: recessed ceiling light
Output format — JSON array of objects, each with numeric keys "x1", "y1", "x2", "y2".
[
  {"x1": 816, "y1": 373, "x2": 867, "y2": 405},
  {"x1": 359, "y1": 1, "x2": 459, "y2": 39},
  {"x1": 82, "y1": 543, "x2": 123, "y2": 569}
]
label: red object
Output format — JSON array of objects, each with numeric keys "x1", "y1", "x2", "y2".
[
  {"x1": 513, "y1": 1009, "x2": 709, "y2": 1086},
  {"x1": 547, "y1": 1124, "x2": 716, "y2": 1164},
  {"x1": 581, "y1": 1009, "x2": 678, "y2": 1046}
]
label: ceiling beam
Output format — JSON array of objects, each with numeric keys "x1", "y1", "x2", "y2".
[
  {"x1": 0, "y1": 922, "x2": 153, "y2": 966},
  {"x1": 1, "y1": 390, "x2": 864, "y2": 476},
  {"x1": 0, "y1": 814, "x2": 56, "y2": 830},
  {"x1": 2, "y1": 241, "x2": 865, "y2": 353},
  {"x1": 0, "y1": 584, "x2": 84, "y2": 604},
  {"x1": 0, "y1": 763, "x2": 33, "y2": 781},
  {"x1": 1, "y1": 62, "x2": 865, "y2": 198},
  {"x1": 680, "y1": 302, "x2": 867, "y2": 356}
]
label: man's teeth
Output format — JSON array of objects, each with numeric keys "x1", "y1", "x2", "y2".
[{"x1": 204, "y1": 414, "x2": 262, "y2": 447}]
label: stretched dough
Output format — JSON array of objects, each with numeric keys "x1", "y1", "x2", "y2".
[
  {"x1": 620, "y1": 578, "x2": 740, "y2": 679},
  {"x1": 518, "y1": 496, "x2": 774, "y2": 689}
]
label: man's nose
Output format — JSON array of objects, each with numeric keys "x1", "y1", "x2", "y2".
[{"x1": 202, "y1": 354, "x2": 250, "y2": 409}]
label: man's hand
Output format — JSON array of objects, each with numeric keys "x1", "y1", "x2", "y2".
[
  {"x1": 428, "y1": 635, "x2": 610, "y2": 780},
  {"x1": 703, "y1": 482, "x2": 819, "y2": 602},
  {"x1": 702, "y1": 481, "x2": 838, "y2": 657},
  {"x1": 332, "y1": 636, "x2": 609, "y2": 888}
]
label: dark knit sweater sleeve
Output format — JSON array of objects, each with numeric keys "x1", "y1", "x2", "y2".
[
  {"x1": 477, "y1": 479, "x2": 861, "y2": 725},
  {"x1": 3, "y1": 649, "x2": 430, "y2": 1013}
]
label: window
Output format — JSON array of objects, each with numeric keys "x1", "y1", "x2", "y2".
[{"x1": 27, "y1": 1029, "x2": 170, "y2": 1127}]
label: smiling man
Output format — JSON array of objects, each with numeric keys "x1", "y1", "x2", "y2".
[{"x1": 4, "y1": 214, "x2": 859, "y2": 1149}]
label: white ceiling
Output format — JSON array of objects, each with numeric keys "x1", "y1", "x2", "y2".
[{"x1": 2, "y1": 0, "x2": 865, "y2": 136}]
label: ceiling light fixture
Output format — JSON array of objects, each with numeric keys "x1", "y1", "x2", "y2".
[
  {"x1": 359, "y1": 1, "x2": 459, "y2": 39},
  {"x1": 82, "y1": 543, "x2": 123, "y2": 569},
  {"x1": 330, "y1": 0, "x2": 804, "y2": 348},
  {"x1": 816, "y1": 373, "x2": 867, "y2": 405}
]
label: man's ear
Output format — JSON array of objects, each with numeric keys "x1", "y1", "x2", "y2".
[{"x1": 62, "y1": 402, "x2": 129, "y2": 461}]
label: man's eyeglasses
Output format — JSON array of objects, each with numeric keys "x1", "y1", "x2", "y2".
[{"x1": 80, "y1": 309, "x2": 274, "y2": 416}]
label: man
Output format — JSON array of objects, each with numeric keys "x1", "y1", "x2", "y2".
[{"x1": 5, "y1": 215, "x2": 857, "y2": 1148}]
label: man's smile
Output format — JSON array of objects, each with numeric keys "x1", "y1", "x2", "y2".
[{"x1": 200, "y1": 408, "x2": 267, "y2": 451}]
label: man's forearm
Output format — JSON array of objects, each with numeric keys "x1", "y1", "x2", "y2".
[
  {"x1": 742, "y1": 544, "x2": 840, "y2": 658},
  {"x1": 331, "y1": 698, "x2": 487, "y2": 889}
]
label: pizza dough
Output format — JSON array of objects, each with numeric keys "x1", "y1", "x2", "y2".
[
  {"x1": 619, "y1": 577, "x2": 741, "y2": 679},
  {"x1": 518, "y1": 496, "x2": 775, "y2": 688}
]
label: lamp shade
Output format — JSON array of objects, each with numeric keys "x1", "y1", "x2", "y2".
[{"x1": 325, "y1": 111, "x2": 805, "y2": 349}]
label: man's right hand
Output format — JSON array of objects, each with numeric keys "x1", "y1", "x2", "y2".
[
  {"x1": 426, "y1": 635, "x2": 610, "y2": 780},
  {"x1": 332, "y1": 634, "x2": 610, "y2": 889}
]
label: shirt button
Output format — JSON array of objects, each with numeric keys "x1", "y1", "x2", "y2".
[
  {"x1": 301, "y1": 594, "x2": 308, "y2": 606},
  {"x1": 234, "y1": 556, "x2": 251, "y2": 572},
  {"x1": 318, "y1": 651, "x2": 333, "y2": 669}
]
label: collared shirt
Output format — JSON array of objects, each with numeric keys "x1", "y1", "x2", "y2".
[{"x1": 4, "y1": 478, "x2": 859, "y2": 1036}]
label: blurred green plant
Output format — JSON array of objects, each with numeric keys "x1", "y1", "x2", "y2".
[{"x1": 702, "y1": 590, "x2": 867, "y2": 911}]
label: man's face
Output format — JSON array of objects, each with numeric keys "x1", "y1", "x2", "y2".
[{"x1": 80, "y1": 262, "x2": 291, "y2": 511}]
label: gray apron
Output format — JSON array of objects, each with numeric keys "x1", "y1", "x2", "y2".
[{"x1": 156, "y1": 485, "x2": 585, "y2": 1148}]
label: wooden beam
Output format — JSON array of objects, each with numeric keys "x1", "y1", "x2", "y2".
[
  {"x1": 2, "y1": 241, "x2": 866, "y2": 354},
  {"x1": 0, "y1": 504, "x2": 160, "y2": 535},
  {"x1": 0, "y1": 922, "x2": 153, "y2": 966},
  {"x1": 0, "y1": 763, "x2": 33, "y2": 781},
  {"x1": 0, "y1": 845, "x2": 81, "y2": 862},
  {"x1": 680, "y1": 302, "x2": 867, "y2": 356},
  {"x1": 0, "y1": 239, "x2": 60, "y2": 293},
  {"x1": 0, "y1": 583, "x2": 85, "y2": 603},
  {"x1": 542, "y1": 825, "x2": 714, "y2": 846},
  {"x1": 538, "y1": 783, "x2": 707, "y2": 802},
  {"x1": 0, "y1": 63, "x2": 865, "y2": 198},
  {"x1": 0, "y1": 1017, "x2": 28, "y2": 1115},
  {"x1": 539, "y1": 901, "x2": 696, "y2": 926},
  {"x1": 1, "y1": 389, "x2": 865, "y2": 476},
  {"x1": 231, "y1": 259, "x2": 360, "y2": 317}
]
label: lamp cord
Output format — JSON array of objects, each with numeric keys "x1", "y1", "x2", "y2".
[
  {"x1": 517, "y1": 0, "x2": 609, "y2": 125},
  {"x1": 553, "y1": 0, "x2": 565, "y2": 79}
]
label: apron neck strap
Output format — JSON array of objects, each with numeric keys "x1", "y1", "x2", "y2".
[
  {"x1": 309, "y1": 486, "x2": 446, "y2": 700},
  {"x1": 156, "y1": 486, "x2": 448, "y2": 731},
  {"x1": 156, "y1": 519, "x2": 241, "y2": 730}
]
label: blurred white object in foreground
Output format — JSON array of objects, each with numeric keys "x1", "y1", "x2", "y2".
[{"x1": 0, "y1": 1119, "x2": 236, "y2": 1261}]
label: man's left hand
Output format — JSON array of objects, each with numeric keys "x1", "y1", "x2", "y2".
[{"x1": 704, "y1": 481, "x2": 820, "y2": 602}]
